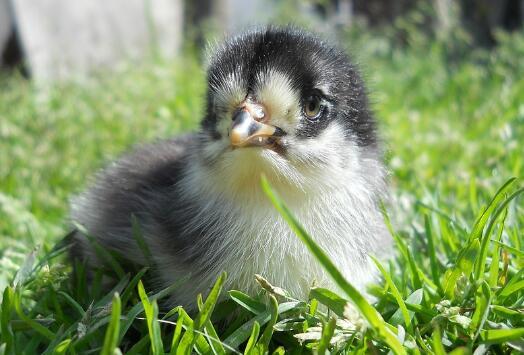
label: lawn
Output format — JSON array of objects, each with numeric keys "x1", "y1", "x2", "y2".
[{"x1": 0, "y1": 24, "x2": 523, "y2": 353}]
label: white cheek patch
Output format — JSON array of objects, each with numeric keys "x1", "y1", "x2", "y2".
[
  {"x1": 210, "y1": 71, "x2": 246, "y2": 113},
  {"x1": 288, "y1": 122, "x2": 354, "y2": 169},
  {"x1": 255, "y1": 69, "x2": 301, "y2": 131},
  {"x1": 210, "y1": 71, "x2": 247, "y2": 138}
]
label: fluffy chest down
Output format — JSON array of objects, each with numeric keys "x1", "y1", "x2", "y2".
[{"x1": 153, "y1": 163, "x2": 388, "y2": 308}]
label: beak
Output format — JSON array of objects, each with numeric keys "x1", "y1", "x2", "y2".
[{"x1": 230, "y1": 109, "x2": 285, "y2": 147}]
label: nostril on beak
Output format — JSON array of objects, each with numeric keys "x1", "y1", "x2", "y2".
[
  {"x1": 250, "y1": 105, "x2": 265, "y2": 121},
  {"x1": 235, "y1": 101, "x2": 267, "y2": 123}
]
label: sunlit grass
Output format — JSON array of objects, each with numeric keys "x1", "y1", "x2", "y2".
[{"x1": 0, "y1": 27, "x2": 523, "y2": 353}]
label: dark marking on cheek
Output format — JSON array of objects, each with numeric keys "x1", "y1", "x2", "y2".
[
  {"x1": 201, "y1": 118, "x2": 222, "y2": 141},
  {"x1": 273, "y1": 143, "x2": 288, "y2": 156},
  {"x1": 295, "y1": 119, "x2": 330, "y2": 139},
  {"x1": 210, "y1": 130, "x2": 222, "y2": 140}
]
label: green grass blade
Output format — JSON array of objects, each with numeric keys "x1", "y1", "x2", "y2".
[
  {"x1": 444, "y1": 239, "x2": 480, "y2": 300},
  {"x1": 13, "y1": 290, "x2": 55, "y2": 340},
  {"x1": 1, "y1": 287, "x2": 15, "y2": 354},
  {"x1": 162, "y1": 306, "x2": 181, "y2": 320},
  {"x1": 384, "y1": 211, "x2": 422, "y2": 290},
  {"x1": 203, "y1": 319, "x2": 226, "y2": 355},
  {"x1": 12, "y1": 248, "x2": 37, "y2": 288},
  {"x1": 224, "y1": 302, "x2": 301, "y2": 349},
  {"x1": 176, "y1": 325, "x2": 195, "y2": 355},
  {"x1": 175, "y1": 309, "x2": 211, "y2": 355},
  {"x1": 389, "y1": 289, "x2": 423, "y2": 327},
  {"x1": 119, "y1": 278, "x2": 187, "y2": 344},
  {"x1": 170, "y1": 308, "x2": 189, "y2": 353},
  {"x1": 243, "y1": 321, "x2": 260, "y2": 354},
  {"x1": 255, "y1": 295, "x2": 278, "y2": 352},
  {"x1": 309, "y1": 298, "x2": 318, "y2": 317},
  {"x1": 194, "y1": 272, "x2": 226, "y2": 330},
  {"x1": 490, "y1": 305, "x2": 523, "y2": 319},
  {"x1": 480, "y1": 328, "x2": 524, "y2": 343},
  {"x1": 57, "y1": 291, "x2": 85, "y2": 318},
  {"x1": 471, "y1": 281, "x2": 491, "y2": 340},
  {"x1": 371, "y1": 256, "x2": 412, "y2": 332},
  {"x1": 499, "y1": 279, "x2": 524, "y2": 298},
  {"x1": 474, "y1": 187, "x2": 524, "y2": 281},
  {"x1": 468, "y1": 177, "x2": 516, "y2": 242},
  {"x1": 261, "y1": 176, "x2": 405, "y2": 355},
  {"x1": 149, "y1": 302, "x2": 164, "y2": 354},
  {"x1": 424, "y1": 214, "x2": 442, "y2": 291},
  {"x1": 197, "y1": 291, "x2": 226, "y2": 355},
  {"x1": 176, "y1": 272, "x2": 226, "y2": 354},
  {"x1": 309, "y1": 287, "x2": 347, "y2": 317},
  {"x1": 41, "y1": 325, "x2": 67, "y2": 355},
  {"x1": 498, "y1": 266, "x2": 524, "y2": 299},
  {"x1": 94, "y1": 274, "x2": 130, "y2": 309},
  {"x1": 491, "y1": 240, "x2": 524, "y2": 258},
  {"x1": 51, "y1": 339, "x2": 71, "y2": 355},
  {"x1": 432, "y1": 326, "x2": 446, "y2": 355},
  {"x1": 488, "y1": 209, "x2": 508, "y2": 288},
  {"x1": 120, "y1": 267, "x2": 149, "y2": 306},
  {"x1": 439, "y1": 217, "x2": 459, "y2": 254},
  {"x1": 317, "y1": 317, "x2": 336, "y2": 354},
  {"x1": 229, "y1": 290, "x2": 266, "y2": 315},
  {"x1": 138, "y1": 281, "x2": 164, "y2": 355},
  {"x1": 101, "y1": 292, "x2": 121, "y2": 355}
]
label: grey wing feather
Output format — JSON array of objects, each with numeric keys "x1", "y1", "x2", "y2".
[{"x1": 69, "y1": 134, "x2": 196, "y2": 268}]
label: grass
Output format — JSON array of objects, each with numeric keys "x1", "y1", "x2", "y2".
[{"x1": 1, "y1": 23, "x2": 523, "y2": 353}]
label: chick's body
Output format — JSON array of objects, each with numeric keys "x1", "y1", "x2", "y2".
[{"x1": 70, "y1": 27, "x2": 392, "y2": 309}]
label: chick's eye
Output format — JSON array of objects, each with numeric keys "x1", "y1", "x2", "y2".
[{"x1": 303, "y1": 96, "x2": 323, "y2": 120}]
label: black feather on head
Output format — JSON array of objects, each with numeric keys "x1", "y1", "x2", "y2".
[{"x1": 202, "y1": 26, "x2": 377, "y2": 147}]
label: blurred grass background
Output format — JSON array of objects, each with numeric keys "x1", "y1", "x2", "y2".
[{"x1": 0, "y1": 58, "x2": 208, "y2": 287}]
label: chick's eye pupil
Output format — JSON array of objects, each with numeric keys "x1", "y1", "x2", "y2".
[{"x1": 304, "y1": 96, "x2": 323, "y2": 119}]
